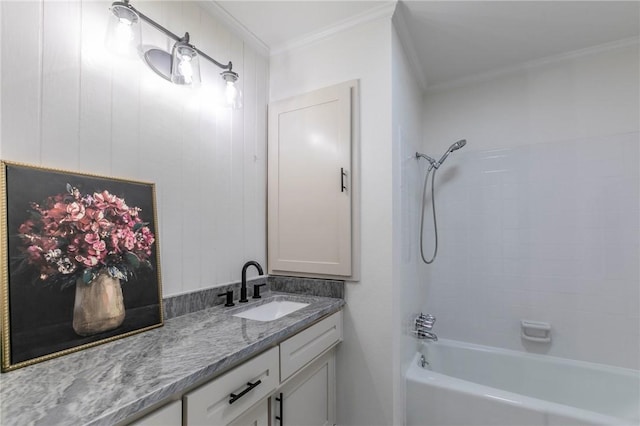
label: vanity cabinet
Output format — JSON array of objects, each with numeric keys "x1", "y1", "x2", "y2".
[
  {"x1": 137, "y1": 311, "x2": 342, "y2": 426},
  {"x1": 268, "y1": 81, "x2": 358, "y2": 279}
]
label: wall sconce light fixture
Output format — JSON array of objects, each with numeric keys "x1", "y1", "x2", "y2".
[{"x1": 107, "y1": 0, "x2": 241, "y2": 107}]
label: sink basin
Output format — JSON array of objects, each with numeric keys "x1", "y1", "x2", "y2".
[{"x1": 232, "y1": 300, "x2": 309, "y2": 322}]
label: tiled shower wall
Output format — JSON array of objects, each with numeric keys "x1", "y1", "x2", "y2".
[
  {"x1": 422, "y1": 133, "x2": 638, "y2": 368},
  {"x1": 0, "y1": 1, "x2": 269, "y2": 296},
  {"x1": 421, "y1": 43, "x2": 639, "y2": 369}
]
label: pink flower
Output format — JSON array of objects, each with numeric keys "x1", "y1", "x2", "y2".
[
  {"x1": 19, "y1": 220, "x2": 35, "y2": 234},
  {"x1": 93, "y1": 190, "x2": 117, "y2": 209},
  {"x1": 92, "y1": 240, "x2": 106, "y2": 252},
  {"x1": 124, "y1": 233, "x2": 136, "y2": 251},
  {"x1": 75, "y1": 254, "x2": 98, "y2": 267},
  {"x1": 66, "y1": 202, "x2": 85, "y2": 221},
  {"x1": 27, "y1": 245, "x2": 42, "y2": 261},
  {"x1": 84, "y1": 233, "x2": 100, "y2": 245},
  {"x1": 114, "y1": 198, "x2": 129, "y2": 214},
  {"x1": 85, "y1": 208, "x2": 104, "y2": 221}
]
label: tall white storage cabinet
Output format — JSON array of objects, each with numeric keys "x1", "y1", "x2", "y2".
[{"x1": 268, "y1": 81, "x2": 357, "y2": 278}]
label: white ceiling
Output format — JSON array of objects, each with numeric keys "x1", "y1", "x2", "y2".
[{"x1": 213, "y1": 0, "x2": 640, "y2": 89}]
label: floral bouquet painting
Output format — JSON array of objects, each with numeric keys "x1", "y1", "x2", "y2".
[{"x1": 1, "y1": 162, "x2": 163, "y2": 372}]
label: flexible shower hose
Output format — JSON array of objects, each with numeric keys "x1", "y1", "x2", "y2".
[{"x1": 419, "y1": 166, "x2": 438, "y2": 264}]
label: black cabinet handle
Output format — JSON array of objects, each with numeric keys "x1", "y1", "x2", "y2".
[
  {"x1": 229, "y1": 380, "x2": 262, "y2": 404},
  {"x1": 341, "y1": 168, "x2": 347, "y2": 192},
  {"x1": 275, "y1": 392, "x2": 283, "y2": 424}
]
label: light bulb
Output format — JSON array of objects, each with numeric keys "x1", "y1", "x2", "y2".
[
  {"x1": 105, "y1": 4, "x2": 140, "y2": 58},
  {"x1": 113, "y1": 20, "x2": 134, "y2": 52},
  {"x1": 225, "y1": 81, "x2": 238, "y2": 106},
  {"x1": 178, "y1": 56, "x2": 193, "y2": 84},
  {"x1": 171, "y1": 39, "x2": 200, "y2": 86}
]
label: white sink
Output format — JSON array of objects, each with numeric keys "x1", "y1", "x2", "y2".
[{"x1": 233, "y1": 300, "x2": 309, "y2": 322}]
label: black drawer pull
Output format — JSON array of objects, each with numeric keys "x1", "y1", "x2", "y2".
[{"x1": 229, "y1": 380, "x2": 262, "y2": 404}]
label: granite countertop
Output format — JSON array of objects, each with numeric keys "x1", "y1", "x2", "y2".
[{"x1": 0, "y1": 292, "x2": 345, "y2": 426}]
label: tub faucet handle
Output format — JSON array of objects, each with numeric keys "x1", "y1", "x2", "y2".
[
  {"x1": 414, "y1": 313, "x2": 437, "y2": 340},
  {"x1": 415, "y1": 313, "x2": 436, "y2": 330},
  {"x1": 418, "y1": 313, "x2": 435, "y2": 322}
]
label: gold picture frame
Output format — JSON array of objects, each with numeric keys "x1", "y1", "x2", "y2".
[{"x1": 1, "y1": 161, "x2": 163, "y2": 372}]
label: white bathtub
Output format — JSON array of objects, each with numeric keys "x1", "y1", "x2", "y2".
[{"x1": 406, "y1": 339, "x2": 640, "y2": 426}]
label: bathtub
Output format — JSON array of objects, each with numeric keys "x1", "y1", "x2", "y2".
[{"x1": 406, "y1": 339, "x2": 640, "y2": 426}]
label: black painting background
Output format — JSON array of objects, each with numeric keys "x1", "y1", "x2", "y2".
[{"x1": 4, "y1": 164, "x2": 162, "y2": 364}]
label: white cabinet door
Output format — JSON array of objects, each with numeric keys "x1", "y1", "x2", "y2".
[
  {"x1": 268, "y1": 81, "x2": 355, "y2": 278},
  {"x1": 273, "y1": 351, "x2": 336, "y2": 426}
]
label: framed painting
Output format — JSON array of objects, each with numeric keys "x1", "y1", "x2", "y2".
[{"x1": 0, "y1": 161, "x2": 163, "y2": 372}]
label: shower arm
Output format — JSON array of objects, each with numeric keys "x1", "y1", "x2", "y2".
[{"x1": 415, "y1": 152, "x2": 438, "y2": 170}]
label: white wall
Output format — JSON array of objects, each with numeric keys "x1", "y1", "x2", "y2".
[
  {"x1": 0, "y1": 0, "x2": 269, "y2": 297},
  {"x1": 391, "y1": 21, "x2": 424, "y2": 426},
  {"x1": 270, "y1": 18, "x2": 396, "y2": 425},
  {"x1": 422, "y1": 42, "x2": 639, "y2": 368}
]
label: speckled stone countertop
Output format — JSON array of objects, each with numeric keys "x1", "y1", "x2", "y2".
[{"x1": 0, "y1": 292, "x2": 345, "y2": 426}]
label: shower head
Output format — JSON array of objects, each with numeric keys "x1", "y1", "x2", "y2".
[
  {"x1": 437, "y1": 139, "x2": 467, "y2": 166},
  {"x1": 449, "y1": 139, "x2": 466, "y2": 152}
]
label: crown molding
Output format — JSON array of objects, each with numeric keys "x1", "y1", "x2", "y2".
[
  {"x1": 392, "y1": 3, "x2": 427, "y2": 90},
  {"x1": 426, "y1": 36, "x2": 640, "y2": 94},
  {"x1": 270, "y1": 1, "x2": 398, "y2": 56},
  {"x1": 202, "y1": 1, "x2": 270, "y2": 57}
]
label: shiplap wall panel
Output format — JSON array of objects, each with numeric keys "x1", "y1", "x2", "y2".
[
  {"x1": 0, "y1": 0, "x2": 268, "y2": 297},
  {"x1": 197, "y1": 14, "x2": 220, "y2": 289},
  {"x1": 79, "y1": 0, "x2": 112, "y2": 176},
  {"x1": 1, "y1": 1, "x2": 42, "y2": 163},
  {"x1": 213, "y1": 24, "x2": 233, "y2": 285},
  {"x1": 242, "y1": 49, "x2": 258, "y2": 265},
  {"x1": 230, "y1": 37, "x2": 245, "y2": 276},
  {"x1": 110, "y1": 57, "x2": 141, "y2": 180},
  {"x1": 41, "y1": 0, "x2": 81, "y2": 169},
  {"x1": 255, "y1": 56, "x2": 268, "y2": 266}
]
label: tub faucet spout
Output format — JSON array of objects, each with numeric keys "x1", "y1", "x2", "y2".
[{"x1": 413, "y1": 329, "x2": 438, "y2": 341}]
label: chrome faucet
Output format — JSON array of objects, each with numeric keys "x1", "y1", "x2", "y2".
[
  {"x1": 240, "y1": 261, "x2": 263, "y2": 303},
  {"x1": 413, "y1": 313, "x2": 438, "y2": 341}
]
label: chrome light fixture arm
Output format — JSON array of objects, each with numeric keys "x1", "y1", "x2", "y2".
[{"x1": 111, "y1": 0, "x2": 233, "y2": 72}]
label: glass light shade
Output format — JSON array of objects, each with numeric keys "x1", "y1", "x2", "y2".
[
  {"x1": 171, "y1": 42, "x2": 201, "y2": 86},
  {"x1": 221, "y1": 70, "x2": 242, "y2": 109},
  {"x1": 225, "y1": 81, "x2": 243, "y2": 109},
  {"x1": 105, "y1": 3, "x2": 141, "y2": 58}
]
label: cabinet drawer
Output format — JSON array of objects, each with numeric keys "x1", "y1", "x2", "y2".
[
  {"x1": 184, "y1": 346, "x2": 279, "y2": 426},
  {"x1": 280, "y1": 311, "x2": 343, "y2": 381}
]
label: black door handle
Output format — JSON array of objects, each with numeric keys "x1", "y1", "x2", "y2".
[
  {"x1": 229, "y1": 380, "x2": 262, "y2": 404},
  {"x1": 341, "y1": 168, "x2": 347, "y2": 192},
  {"x1": 275, "y1": 392, "x2": 283, "y2": 424}
]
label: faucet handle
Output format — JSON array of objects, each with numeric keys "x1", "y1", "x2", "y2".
[
  {"x1": 252, "y1": 283, "x2": 266, "y2": 299},
  {"x1": 218, "y1": 290, "x2": 235, "y2": 307},
  {"x1": 417, "y1": 313, "x2": 435, "y2": 322}
]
